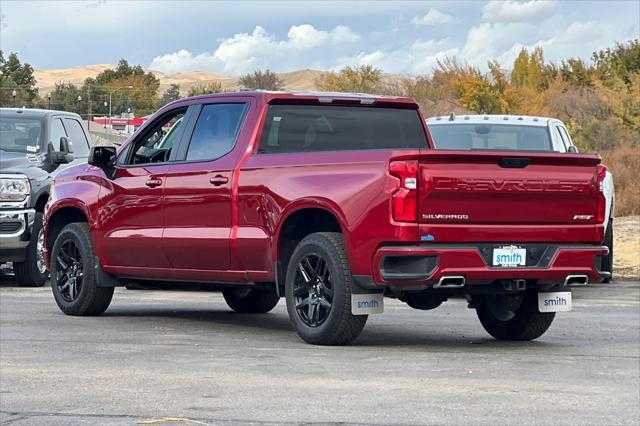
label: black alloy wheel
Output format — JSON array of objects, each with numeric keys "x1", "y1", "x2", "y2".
[
  {"x1": 55, "y1": 239, "x2": 84, "y2": 302},
  {"x1": 293, "y1": 254, "x2": 334, "y2": 327}
]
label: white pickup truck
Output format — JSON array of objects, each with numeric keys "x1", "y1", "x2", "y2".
[{"x1": 426, "y1": 114, "x2": 615, "y2": 280}]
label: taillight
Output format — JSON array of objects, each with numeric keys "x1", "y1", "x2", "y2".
[
  {"x1": 389, "y1": 160, "x2": 418, "y2": 222},
  {"x1": 596, "y1": 164, "x2": 607, "y2": 223}
]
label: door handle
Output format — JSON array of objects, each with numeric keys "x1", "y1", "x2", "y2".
[
  {"x1": 145, "y1": 178, "x2": 162, "y2": 188},
  {"x1": 209, "y1": 175, "x2": 229, "y2": 186}
]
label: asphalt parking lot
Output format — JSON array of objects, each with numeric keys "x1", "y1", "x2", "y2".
[{"x1": 0, "y1": 277, "x2": 638, "y2": 425}]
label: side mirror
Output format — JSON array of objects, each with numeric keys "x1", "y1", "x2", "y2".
[
  {"x1": 89, "y1": 146, "x2": 117, "y2": 178},
  {"x1": 49, "y1": 136, "x2": 75, "y2": 164},
  {"x1": 567, "y1": 145, "x2": 579, "y2": 153}
]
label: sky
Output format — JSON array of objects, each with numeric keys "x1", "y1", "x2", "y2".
[{"x1": 1, "y1": 0, "x2": 638, "y2": 75}]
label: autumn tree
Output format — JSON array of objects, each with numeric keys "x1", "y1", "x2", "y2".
[
  {"x1": 316, "y1": 65, "x2": 382, "y2": 93},
  {"x1": 239, "y1": 69, "x2": 284, "y2": 90}
]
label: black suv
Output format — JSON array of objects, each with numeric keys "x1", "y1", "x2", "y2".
[{"x1": 1, "y1": 108, "x2": 91, "y2": 286}]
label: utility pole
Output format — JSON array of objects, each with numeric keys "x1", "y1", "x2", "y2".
[{"x1": 87, "y1": 90, "x2": 92, "y2": 131}]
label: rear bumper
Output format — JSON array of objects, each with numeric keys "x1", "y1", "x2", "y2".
[{"x1": 372, "y1": 244, "x2": 610, "y2": 287}]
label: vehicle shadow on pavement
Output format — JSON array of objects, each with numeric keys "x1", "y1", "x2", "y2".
[
  {"x1": 0, "y1": 274, "x2": 26, "y2": 287},
  {"x1": 102, "y1": 307, "x2": 295, "y2": 333},
  {"x1": 354, "y1": 328, "x2": 558, "y2": 349},
  {"x1": 101, "y1": 306, "x2": 558, "y2": 350}
]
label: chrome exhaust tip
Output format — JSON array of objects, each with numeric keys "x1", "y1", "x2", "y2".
[
  {"x1": 565, "y1": 275, "x2": 589, "y2": 286},
  {"x1": 434, "y1": 275, "x2": 466, "y2": 288}
]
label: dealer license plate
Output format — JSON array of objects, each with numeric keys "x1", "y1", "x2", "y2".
[
  {"x1": 492, "y1": 246, "x2": 526, "y2": 267},
  {"x1": 538, "y1": 292, "x2": 572, "y2": 312}
]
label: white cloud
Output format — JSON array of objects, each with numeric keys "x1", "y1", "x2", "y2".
[
  {"x1": 331, "y1": 25, "x2": 361, "y2": 43},
  {"x1": 149, "y1": 50, "x2": 222, "y2": 75},
  {"x1": 149, "y1": 24, "x2": 360, "y2": 74},
  {"x1": 335, "y1": 38, "x2": 458, "y2": 74},
  {"x1": 482, "y1": 1, "x2": 554, "y2": 23},
  {"x1": 412, "y1": 9, "x2": 455, "y2": 26},
  {"x1": 492, "y1": 20, "x2": 625, "y2": 70},
  {"x1": 461, "y1": 22, "x2": 537, "y2": 67}
]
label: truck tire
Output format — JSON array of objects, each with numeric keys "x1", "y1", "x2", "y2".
[
  {"x1": 601, "y1": 219, "x2": 614, "y2": 283},
  {"x1": 50, "y1": 222, "x2": 114, "y2": 316},
  {"x1": 285, "y1": 232, "x2": 367, "y2": 345},
  {"x1": 476, "y1": 291, "x2": 555, "y2": 341},
  {"x1": 13, "y1": 212, "x2": 48, "y2": 287},
  {"x1": 222, "y1": 286, "x2": 280, "y2": 313}
]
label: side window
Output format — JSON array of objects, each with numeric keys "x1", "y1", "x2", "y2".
[
  {"x1": 50, "y1": 118, "x2": 67, "y2": 151},
  {"x1": 185, "y1": 103, "x2": 247, "y2": 162},
  {"x1": 559, "y1": 127, "x2": 573, "y2": 148},
  {"x1": 555, "y1": 126, "x2": 568, "y2": 152},
  {"x1": 62, "y1": 118, "x2": 90, "y2": 157},
  {"x1": 123, "y1": 108, "x2": 186, "y2": 166}
]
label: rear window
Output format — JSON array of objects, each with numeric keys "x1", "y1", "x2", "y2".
[
  {"x1": 429, "y1": 124, "x2": 552, "y2": 151},
  {"x1": 258, "y1": 105, "x2": 427, "y2": 153}
]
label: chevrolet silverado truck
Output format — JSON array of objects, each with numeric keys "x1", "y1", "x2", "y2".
[
  {"x1": 427, "y1": 114, "x2": 615, "y2": 281},
  {"x1": 1, "y1": 108, "x2": 89, "y2": 286},
  {"x1": 43, "y1": 92, "x2": 611, "y2": 345}
]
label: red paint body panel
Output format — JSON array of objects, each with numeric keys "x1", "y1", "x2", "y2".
[{"x1": 44, "y1": 91, "x2": 608, "y2": 288}]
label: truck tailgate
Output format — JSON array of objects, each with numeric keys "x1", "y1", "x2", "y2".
[{"x1": 416, "y1": 150, "x2": 604, "y2": 242}]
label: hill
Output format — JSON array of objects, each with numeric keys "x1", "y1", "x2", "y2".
[
  {"x1": 33, "y1": 65, "x2": 331, "y2": 94},
  {"x1": 33, "y1": 65, "x2": 409, "y2": 95}
]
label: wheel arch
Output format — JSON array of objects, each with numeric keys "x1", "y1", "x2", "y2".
[
  {"x1": 274, "y1": 201, "x2": 349, "y2": 288},
  {"x1": 45, "y1": 202, "x2": 91, "y2": 251}
]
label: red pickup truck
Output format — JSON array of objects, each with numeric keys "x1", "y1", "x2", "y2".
[{"x1": 43, "y1": 91, "x2": 610, "y2": 345}]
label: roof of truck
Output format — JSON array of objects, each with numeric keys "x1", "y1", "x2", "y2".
[
  {"x1": 180, "y1": 90, "x2": 417, "y2": 106},
  {"x1": 426, "y1": 114, "x2": 560, "y2": 127},
  {"x1": 0, "y1": 108, "x2": 82, "y2": 119}
]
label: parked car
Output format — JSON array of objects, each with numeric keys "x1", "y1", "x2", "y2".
[
  {"x1": 0, "y1": 108, "x2": 91, "y2": 286},
  {"x1": 426, "y1": 114, "x2": 615, "y2": 280},
  {"x1": 43, "y1": 92, "x2": 611, "y2": 345}
]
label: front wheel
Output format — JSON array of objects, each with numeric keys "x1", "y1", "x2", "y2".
[
  {"x1": 476, "y1": 291, "x2": 555, "y2": 341},
  {"x1": 13, "y1": 212, "x2": 48, "y2": 287},
  {"x1": 285, "y1": 232, "x2": 367, "y2": 345},
  {"x1": 50, "y1": 222, "x2": 114, "y2": 316}
]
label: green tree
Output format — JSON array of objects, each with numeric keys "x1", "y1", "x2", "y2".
[
  {"x1": 593, "y1": 39, "x2": 640, "y2": 86},
  {"x1": 48, "y1": 82, "x2": 83, "y2": 114},
  {"x1": 187, "y1": 81, "x2": 223, "y2": 96},
  {"x1": 0, "y1": 50, "x2": 38, "y2": 107},
  {"x1": 316, "y1": 65, "x2": 382, "y2": 93},
  {"x1": 239, "y1": 69, "x2": 284, "y2": 90},
  {"x1": 82, "y1": 59, "x2": 161, "y2": 117},
  {"x1": 560, "y1": 58, "x2": 594, "y2": 88},
  {"x1": 158, "y1": 84, "x2": 182, "y2": 107}
]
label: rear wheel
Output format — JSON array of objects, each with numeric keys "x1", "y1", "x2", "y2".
[
  {"x1": 13, "y1": 212, "x2": 48, "y2": 287},
  {"x1": 222, "y1": 286, "x2": 280, "y2": 313},
  {"x1": 601, "y1": 218, "x2": 614, "y2": 282},
  {"x1": 285, "y1": 232, "x2": 367, "y2": 345},
  {"x1": 476, "y1": 291, "x2": 555, "y2": 340},
  {"x1": 50, "y1": 222, "x2": 114, "y2": 316}
]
